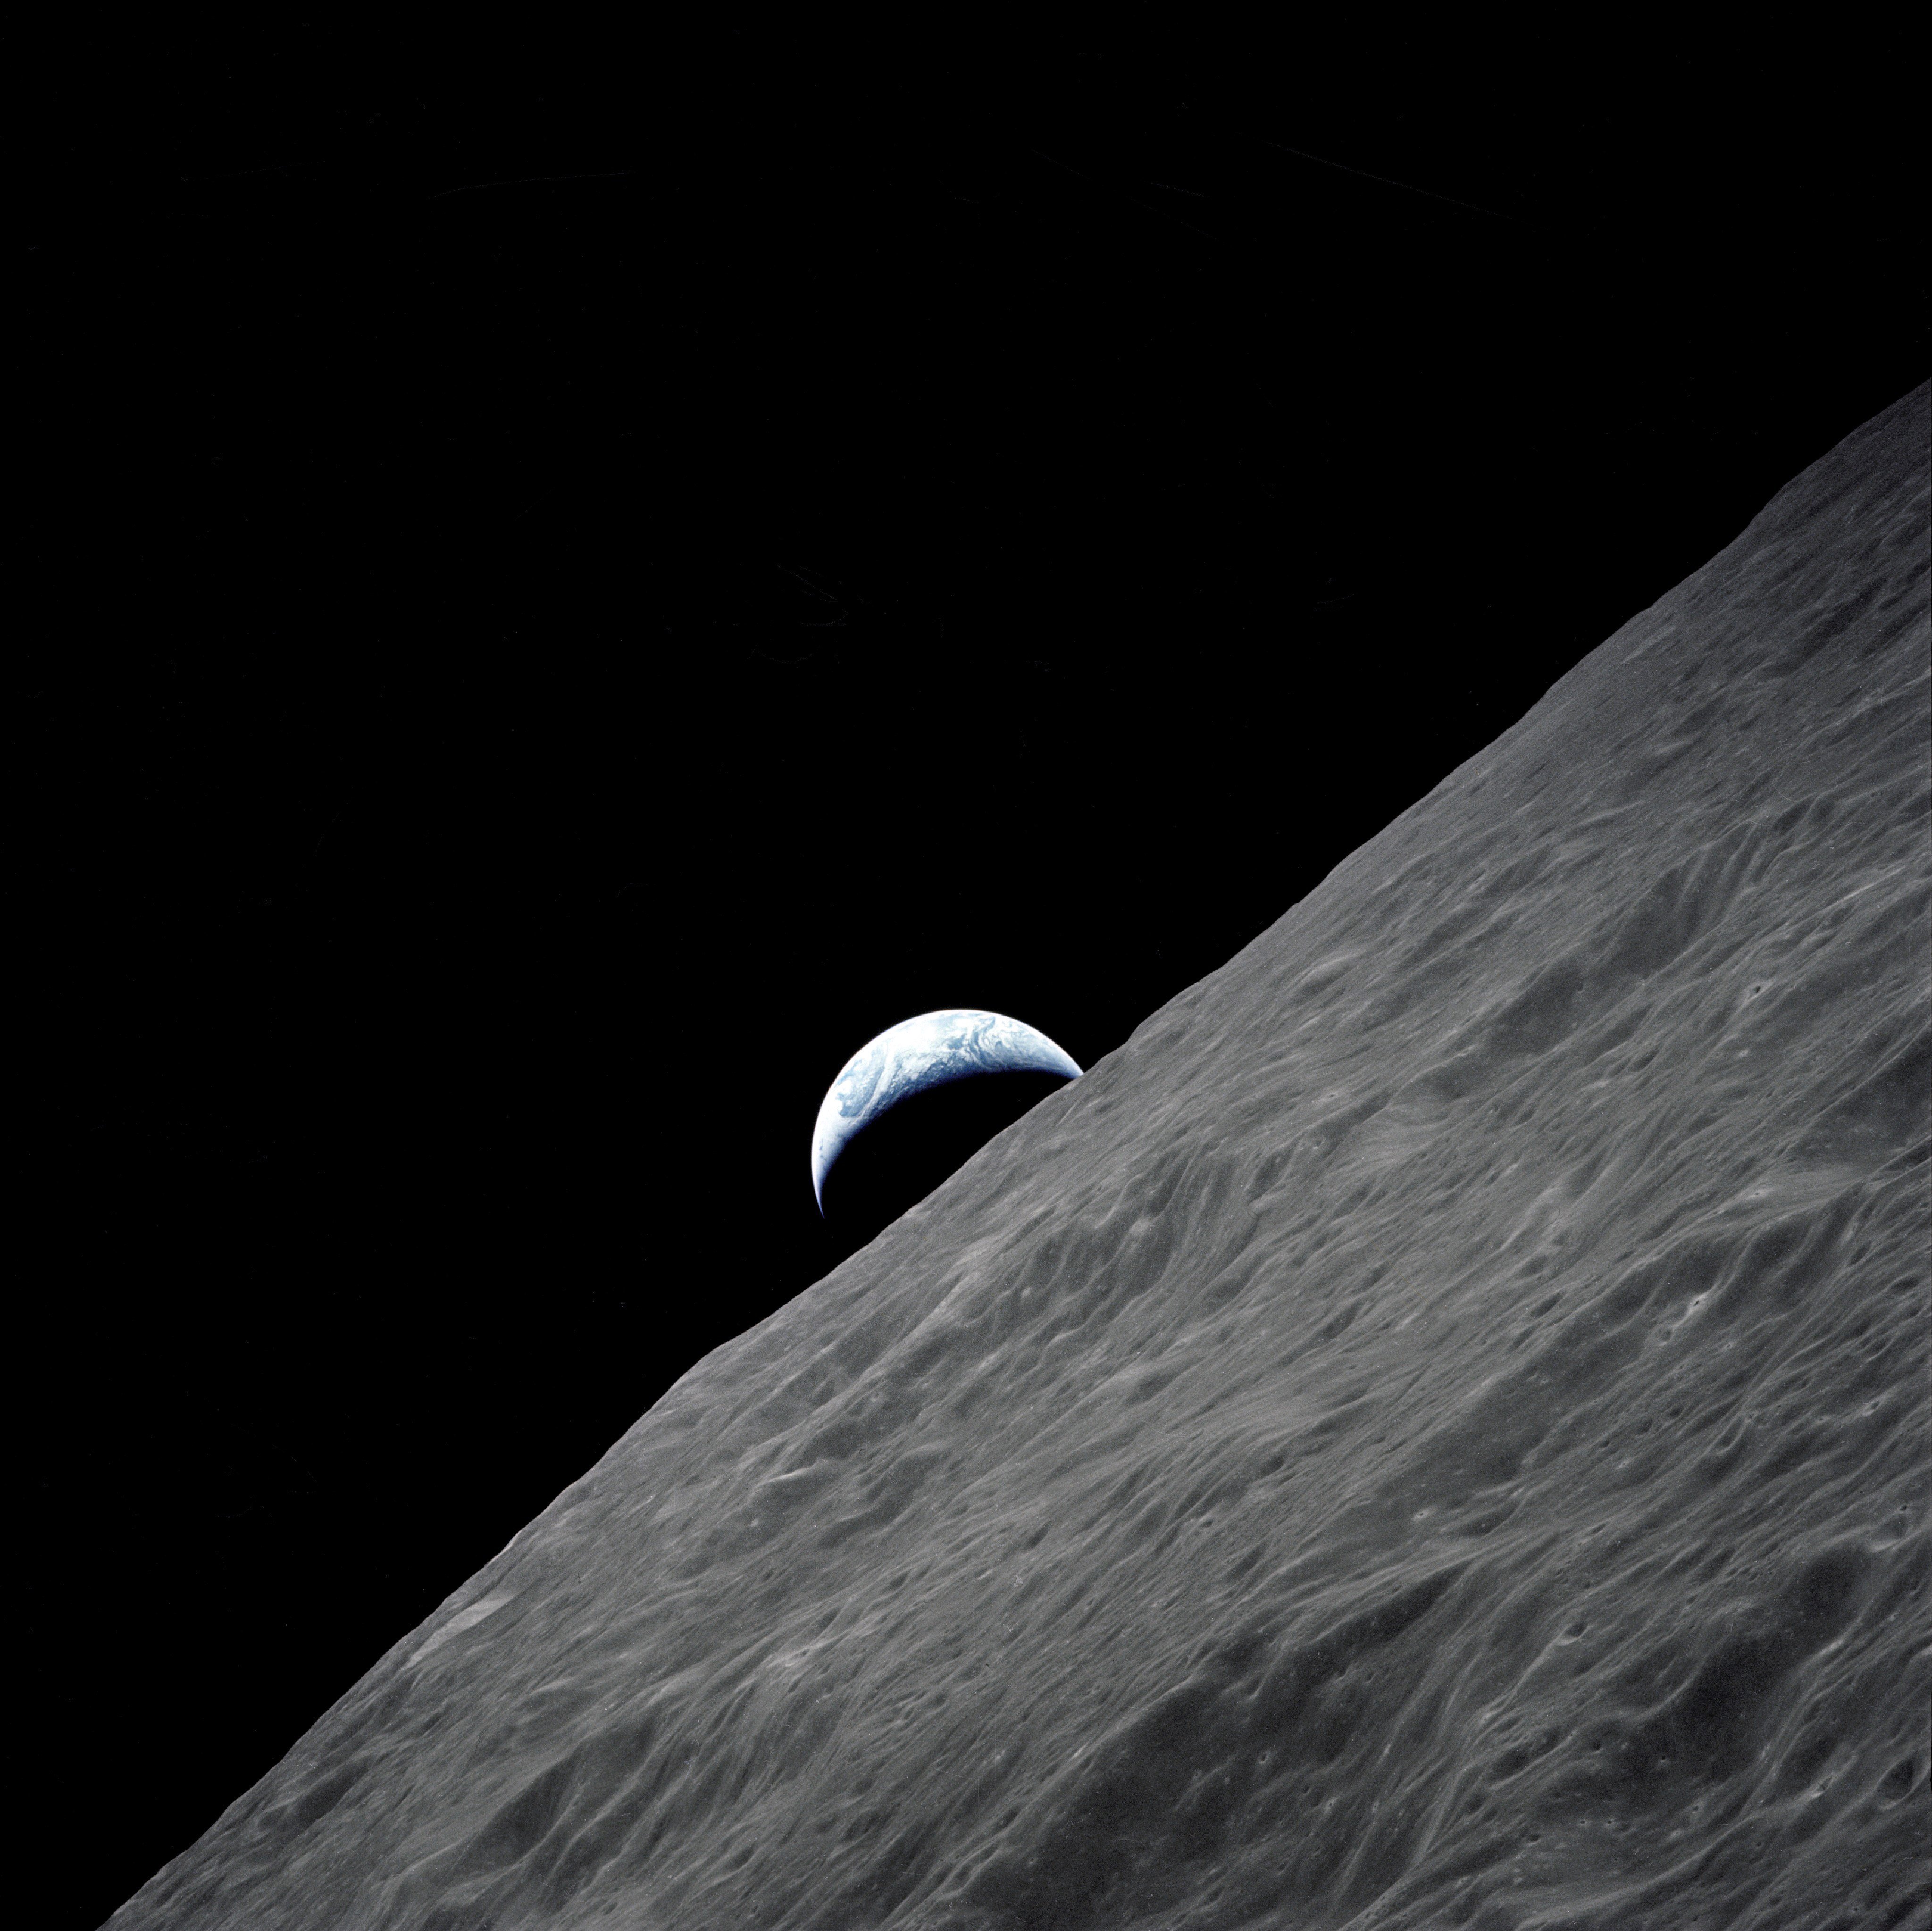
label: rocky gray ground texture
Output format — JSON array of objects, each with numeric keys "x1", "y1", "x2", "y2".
[{"x1": 113, "y1": 385, "x2": 1930, "y2": 1930}]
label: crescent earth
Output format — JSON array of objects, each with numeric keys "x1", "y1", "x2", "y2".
[{"x1": 811, "y1": 1009, "x2": 1081, "y2": 1208}]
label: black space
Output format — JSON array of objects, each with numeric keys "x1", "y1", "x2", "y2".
[{"x1": 21, "y1": 25, "x2": 1926, "y2": 1927}]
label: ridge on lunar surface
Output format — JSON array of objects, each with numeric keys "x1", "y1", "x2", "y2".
[
  {"x1": 114, "y1": 388, "x2": 1930, "y2": 1930},
  {"x1": 811, "y1": 1011, "x2": 1084, "y2": 1208}
]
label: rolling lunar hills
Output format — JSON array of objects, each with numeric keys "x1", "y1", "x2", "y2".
[{"x1": 112, "y1": 386, "x2": 1929, "y2": 1930}]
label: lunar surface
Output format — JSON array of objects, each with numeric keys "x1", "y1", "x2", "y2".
[
  {"x1": 812, "y1": 1011, "x2": 1084, "y2": 1208},
  {"x1": 111, "y1": 387, "x2": 1928, "y2": 1929}
]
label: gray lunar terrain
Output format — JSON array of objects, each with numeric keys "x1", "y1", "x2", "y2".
[{"x1": 113, "y1": 387, "x2": 1929, "y2": 1930}]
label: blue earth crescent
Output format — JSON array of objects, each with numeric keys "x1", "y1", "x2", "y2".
[{"x1": 811, "y1": 1009, "x2": 1081, "y2": 1209}]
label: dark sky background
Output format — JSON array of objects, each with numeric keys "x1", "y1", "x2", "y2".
[{"x1": 22, "y1": 25, "x2": 1925, "y2": 1928}]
